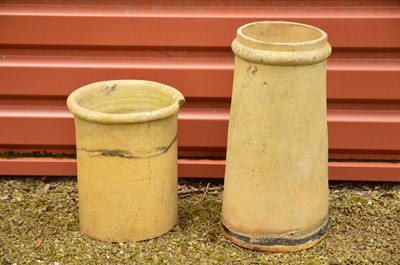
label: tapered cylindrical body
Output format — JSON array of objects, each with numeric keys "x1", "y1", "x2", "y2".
[
  {"x1": 67, "y1": 80, "x2": 184, "y2": 242},
  {"x1": 222, "y1": 21, "x2": 331, "y2": 252}
]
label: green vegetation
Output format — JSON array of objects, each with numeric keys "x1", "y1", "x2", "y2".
[
  {"x1": 2, "y1": 151, "x2": 399, "y2": 164},
  {"x1": 0, "y1": 151, "x2": 76, "y2": 159},
  {"x1": 0, "y1": 177, "x2": 399, "y2": 264}
]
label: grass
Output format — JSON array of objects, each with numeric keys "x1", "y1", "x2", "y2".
[
  {"x1": 0, "y1": 177, "x2": 399, "y2": 264},
  {"x1": 3, "y1": 151, "x2": 400, "y2": 164},
  {"x1": 0, "y1": 151, "x2": 76, "y2": 160}
]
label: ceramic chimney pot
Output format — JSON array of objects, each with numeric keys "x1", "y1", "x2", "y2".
[
  {"x1": 67, "y1": 80, "x2": 185, "y2": 242},
  {"x1": 221, "y1": 21, "x2": 332, "y2": 252}
]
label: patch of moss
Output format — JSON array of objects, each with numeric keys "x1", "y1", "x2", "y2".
[
  {"x1": 178, "y1": 156, "x2": 225, "y2": 161},
  {"x1": 328, "y1": 158, "x2": 400, "y2": 164},
  {"x1": 0, "y1": 151, "x2": 76, "y2": 159},
  {"x1": 0, "y1": 178, "x2": 399, "y2": 264}
]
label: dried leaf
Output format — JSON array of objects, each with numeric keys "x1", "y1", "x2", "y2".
[
  {"x1": 34, "y1": 238, "x2": 44, "y2": 249},
  {"x1": 378, "y1": 192, "x2": 396, "y2": 199},
  {"x1": 43, "y1": 183, "x2": 58, "y2": 194},
  {"x1": 43, "y1": 184, "x2": 51, "y2": 194}
]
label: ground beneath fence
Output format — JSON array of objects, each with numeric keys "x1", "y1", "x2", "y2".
[{"x1": 0, "y1": 177, "x2": 399, "y2": 265}]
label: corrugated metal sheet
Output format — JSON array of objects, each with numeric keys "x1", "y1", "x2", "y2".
[{"x1": 1, "y1": 0, "x2": 399, "y2": 181}]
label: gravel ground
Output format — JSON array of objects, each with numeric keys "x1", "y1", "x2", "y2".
[{"x1": 0, "y1": 177, "x2": 399, "y2": 265}]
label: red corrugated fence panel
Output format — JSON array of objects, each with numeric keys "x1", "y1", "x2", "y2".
[{"x1": 0, "y1": 0, "x2": 399, "y2": 181}]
